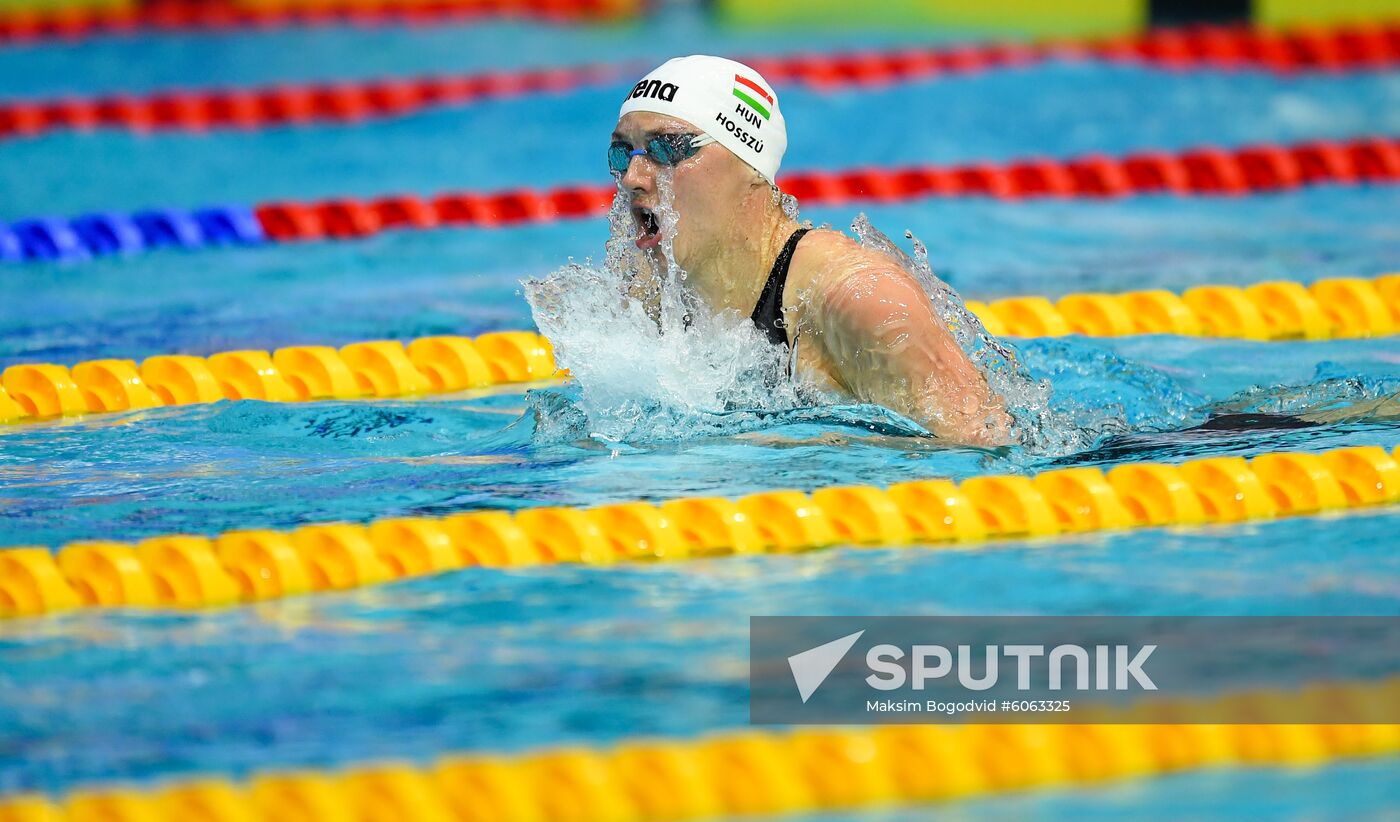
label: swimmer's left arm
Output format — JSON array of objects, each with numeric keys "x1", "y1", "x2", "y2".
[{"x1": 811, "y1": 267, "x2": 1013, "y2": 446}]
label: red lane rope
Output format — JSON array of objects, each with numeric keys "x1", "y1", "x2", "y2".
[
  {"x1": 0, "y1": 63, "x2": 636, "y2": 140},
  {"x1": 3, "y1": 22, "x2": 1399, "y2": 142},
  {"x1": 250, "y1": 135, "x2": 1400, "y2": 242},
  {"x1": 0, "y1": 0, "x2": 627, "y2": 44}
]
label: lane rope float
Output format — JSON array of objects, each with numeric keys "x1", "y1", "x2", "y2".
[
  {"x1": 2, "y1": 272, "x2": 1395, "y2": 428},
  {"x1": 2, "y1": 443, "x2": 1397, "y2": 617},
  {"x1": 0, "y1": 62, "x2": 638, "y2": 143},
  {"x1": 3, "y1": 22, "x2": 1399, "y2": 141},
  {"x1": 5, "y1": 134, "x2": 1398, "y2": 263},
  {"x1": 1, "y1": 676, "x2": 1397, "y2": 820},
  {"x1": 0, "y1": 330, "x2": 562, "y2": 425},
  {"x1": 964, "y1": 273, "x2": 1400, "y2": 340},
  {"x1": 0, "y1": 0, "x2": 634, "y2": 46},
  {"x1": 1, "y1": 273, "x2": 1395, "y2": 426}
]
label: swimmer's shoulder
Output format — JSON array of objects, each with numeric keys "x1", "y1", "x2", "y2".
[
  {"x1": 790, "y1": 227, "x2": 858, "y2": 272},
  {"x1": 790, "y1": 227, "x2": 925, "y2": 304}
]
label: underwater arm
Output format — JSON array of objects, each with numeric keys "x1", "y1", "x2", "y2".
[{"x1": 814, "y1": 268, "x2": 1013, "y2": 446}]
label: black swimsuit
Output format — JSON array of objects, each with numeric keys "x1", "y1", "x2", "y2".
[{"x1": 749, "y1": 227, "x2": 810, "y2": 347}]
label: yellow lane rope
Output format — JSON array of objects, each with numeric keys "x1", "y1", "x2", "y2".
[
  {"x1": 2, "y1": 274, "x2": 1396, "y2": 428},
  {"x1": 0, "y1": 331, "x2": 560, "y2": 425},
  {"x1": 2, "y1": 676, "x2": 1397, "y2": 821},
  {"x1": 965, "y1": 273, "x2": 1399, "y2": 339},
  {"x1": 2, "y1": 444, "x2": 1396, "y2": 618}
]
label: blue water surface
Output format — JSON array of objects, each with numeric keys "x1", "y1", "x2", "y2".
[
  {"x1": 810, "y1": 758, "x2": 1400, "y2": 821},
  {"x1": 2, "y1": 334, "x2": 1399, "y2": 547},
  {"x1": 2, "y1": 508, "x2": 1399, "y2": 794},
  {"x1": 0, "y1": 6, "x2": 994, "y2": 100},
  {"x1": 2, "y1": 187, "x2": 1398, "y2": 367},
  {"x1": 3, "y1": 66, "x2": 1399, "y2": 220}
]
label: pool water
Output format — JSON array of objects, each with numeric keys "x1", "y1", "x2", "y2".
[{"x1": 2, "y1": 8, "x2": 1399, "y2": 818}]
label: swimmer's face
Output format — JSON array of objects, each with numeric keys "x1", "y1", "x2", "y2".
[{"x1": 612, "y1": 111, "x2": 764, "y2": 272}]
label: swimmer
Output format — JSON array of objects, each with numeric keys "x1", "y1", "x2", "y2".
[{"x1": 610, "y1": 55, "x2": 1013, "y2": 447}]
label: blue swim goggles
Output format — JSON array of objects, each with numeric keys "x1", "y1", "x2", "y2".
[{"x1": 608, "y1": 132, "x2": 717, "y2": 175}]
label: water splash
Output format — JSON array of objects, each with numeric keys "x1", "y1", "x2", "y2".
[
  {"x1": 1008, "y1": 337, "x2": 1204, "y2": 462},
  {"x1": 519, "y1": 381, "x2": 931, "y2": 445},
  {"x1": 846, "y1": 215, "x2": 1048, "y2": 436},
  {"x1": 779, "y1": 189, "x2": 801, "y2": 221},
  {"x1": 523, "y1": 178, "x2": 816, "y2": 444},
  {"x1": 1209, "y1": 362, "x2": 1400, "y2": 421},
  {"x1": 524, "y1": 188, "x2": 1201, "y2": 454},
  {"x1": 840, "y1": 215, "x2": 1206, "y2": 457}
]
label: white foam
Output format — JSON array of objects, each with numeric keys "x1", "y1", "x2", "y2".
[
  {"x1": 524, "y1": 182, "x2": 1188, "y2": 455},
  {"x1": 523, "y1": 180, "x2": 811, "y2": 443}
]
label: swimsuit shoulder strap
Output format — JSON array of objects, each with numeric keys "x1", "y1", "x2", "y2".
[{"x1": 750, "y1": 227, "x2": 810, "y2": 347}]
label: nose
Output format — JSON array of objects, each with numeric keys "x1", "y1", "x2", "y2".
[{"x1": 621, "y1": 151, "x2": 655, "y2": 196}]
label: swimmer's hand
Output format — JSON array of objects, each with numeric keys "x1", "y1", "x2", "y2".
[
  {"x1": 738, "y1": 431, "x2": 852, "y2": 447},
  {"x1": 808, "y1": 264, "x2": 1014, "y2": 448},
  {"x1": 736, "y1": 431, "x2": 958, "y2": 451}
]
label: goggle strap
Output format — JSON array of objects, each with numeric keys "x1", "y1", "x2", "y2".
[{"x1": 690, "y1": 134, "x2": 717, "y2": 149}]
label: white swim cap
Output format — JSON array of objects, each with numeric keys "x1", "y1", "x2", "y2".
[{"x1": 617, "y1": 55, "x2": 787, "y2": 185}]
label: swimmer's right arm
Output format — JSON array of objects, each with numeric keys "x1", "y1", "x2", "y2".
[{"x1": 812, "y1": 267, "x2": 1013, "y2": 446}]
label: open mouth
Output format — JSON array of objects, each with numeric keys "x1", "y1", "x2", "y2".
[{"x1": 632, "y1": 207, "x2": 661, "y2": 250}]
